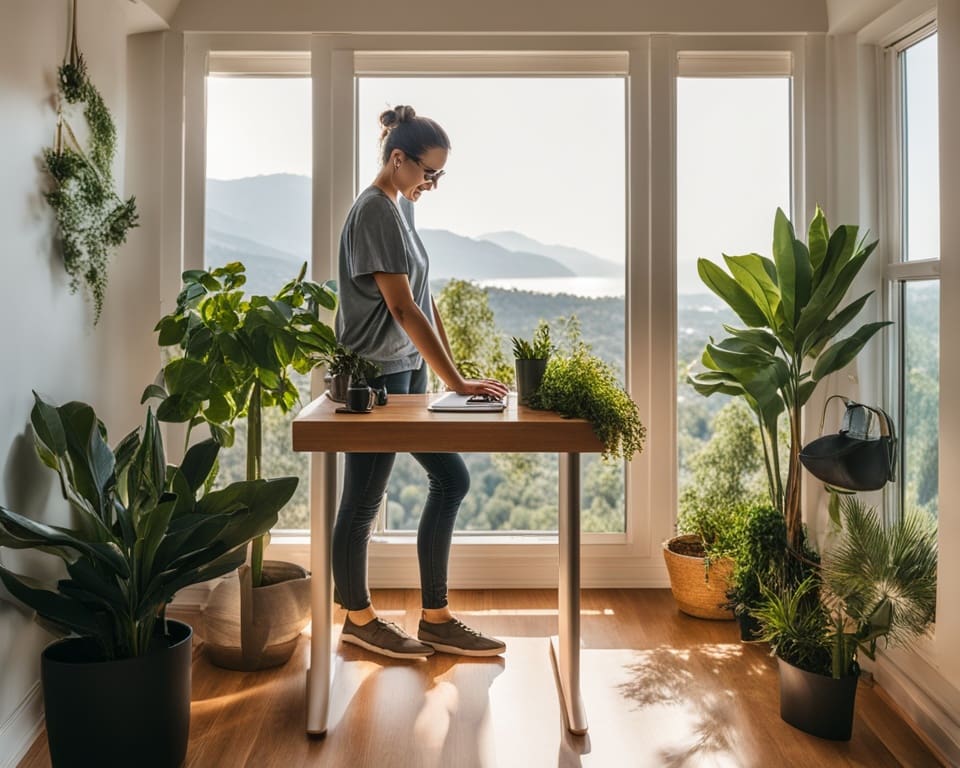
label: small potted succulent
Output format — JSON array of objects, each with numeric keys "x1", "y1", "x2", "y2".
[
  {"x1": 511, "y1": 320, "x2": 554, "y2": 406},
  {"x1": 324, "y1": 343, "x2": 381, "y2": 403}
]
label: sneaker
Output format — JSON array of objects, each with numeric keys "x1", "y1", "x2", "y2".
[
  {"x1": 341, "y1": 616, "x2": 435, "y2": 660},
  {"x1": 418, "y1": 618, "x2": 507, "y2": 657}
]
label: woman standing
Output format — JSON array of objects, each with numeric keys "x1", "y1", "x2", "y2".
[{"x1": 334, "y1": 105, "x2": 509, "y2": 659}]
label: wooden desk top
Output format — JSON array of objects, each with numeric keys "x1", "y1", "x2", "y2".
[{"x1": 292, "y1": 394, "x2": 604, "y2": 453}]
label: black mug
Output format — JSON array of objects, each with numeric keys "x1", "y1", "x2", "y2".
[{"x1": 346, "y1": 385, "x2": 376, "y2": 413}]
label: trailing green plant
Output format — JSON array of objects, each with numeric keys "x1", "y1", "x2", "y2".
[
  {"x1": 530, "y1": 342, "x2": 645, "y2": 461},
  {"x1": 0, "y1": 394, "x2": 295, "y2": 660},
  {"x1": 511, "y1": 321, "x2": 554, "y2": 360},
  {"x1": 43, "y1": 0, "x2": 138, "y2": 323},
  {"x1": 143, "y1": 261, "x2": 337, "y2": 587},
  {"x1": 753, "y1": 495, "x2": 938, "y2": 679},
  {"x1": 688, "y1": 206, "x2": 889, "y2": 552}
]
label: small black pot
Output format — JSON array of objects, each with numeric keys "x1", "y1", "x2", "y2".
[
  {"x1": 777, "y1": 656, "x2": 859, "y2": 741},
  {"x1": 515, "y1": 358, "x2": 548, "y2": 406},
  {"x1": 41, "y1": 620, "x2": 193, "y2": 768},
  {"x1": 736, "y1": 611, "x2": 763, "y2": 642}
]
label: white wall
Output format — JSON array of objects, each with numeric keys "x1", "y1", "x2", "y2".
[
  {"x1": 0, "y1": 1, "x2": 163, "y2": 764},
  {"x1": 171, "y1": 0, "x2": 826, "y2": 33},
  {"x1": 824, "y1": 1, "x2": 960, "y2": 761}
]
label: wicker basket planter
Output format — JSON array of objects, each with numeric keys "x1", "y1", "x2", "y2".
[{"x1": 663, "y1": 534, "x2": 735, "y2": 620}]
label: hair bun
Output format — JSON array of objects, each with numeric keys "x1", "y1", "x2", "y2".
[{"x1": 379, "y1": 105, "x2": 417, "y2": 130}]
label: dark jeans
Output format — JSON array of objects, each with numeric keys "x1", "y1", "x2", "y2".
[{"x1": 332, "y1": 366, "x2": 469, "y2": 610}]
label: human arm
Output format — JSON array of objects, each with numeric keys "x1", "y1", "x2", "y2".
[
  {"x1": 431, "y1": 296, "x2": 454, "y2": 360},
  {"x1": 373, "y1": 273, "x2": 508, "y2": 398}
]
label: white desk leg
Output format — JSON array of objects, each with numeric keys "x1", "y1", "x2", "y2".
[
  {"x1": 306, "y1": 451, "x2": 337, "y2": 735},
  {"x1": 553, "y1": 452, "x2": 588, "y2": 735}
]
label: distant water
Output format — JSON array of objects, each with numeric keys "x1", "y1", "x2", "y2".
[{"x1": 479, "y1": 276, "x2": 625, "y2": 299}]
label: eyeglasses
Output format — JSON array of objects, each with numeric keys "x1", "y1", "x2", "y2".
[{"x1": 407, "y1": 155, "x2": 445, "y2": 185}]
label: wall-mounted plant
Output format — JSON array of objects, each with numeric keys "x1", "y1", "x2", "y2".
[{"x1": 42, "y1": 0, "x2": 138, "y2": 323}]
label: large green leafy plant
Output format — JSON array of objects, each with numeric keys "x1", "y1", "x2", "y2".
[
  {"x1": 754, "y1": 496, "x2": 937, "y2": 678},
  {"x1": 0, "y1": 394, "x2": 295, "y2": 660},
  {"x1": 145, "y1": 262, "x2": 336, "y2": 587},
  {"x1": 688, "y1": 207, "x2": 888, "y2": 551}
]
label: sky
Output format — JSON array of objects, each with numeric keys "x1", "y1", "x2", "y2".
[{"x1": 205, "y1": 45, "x2": 939, "y2": 294}]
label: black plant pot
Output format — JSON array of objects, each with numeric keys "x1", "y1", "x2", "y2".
[
  {"x1": 515, "y1": 358, "x2": 548, "y2": 406},
  {"x1": 737, "y1": 611, "x2": 763, "y2": 642},
  {"x1": 41, "y1": 620, "x2": 193, "y2": 768},
  {"x1": 777, "y1": 656, "x2": 859, "y2": 741}
]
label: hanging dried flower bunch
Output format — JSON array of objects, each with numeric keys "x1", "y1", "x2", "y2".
[{"x1": 42, "y1": 0, "x2": 138, "y2": 323}]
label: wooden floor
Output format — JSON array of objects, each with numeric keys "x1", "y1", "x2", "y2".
[{"x1": 20, "y1": 589, "x2": 943, "y2": 768}]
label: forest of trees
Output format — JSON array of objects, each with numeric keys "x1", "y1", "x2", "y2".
[{"x1": 213, "y1": 280, "x2": 939, "y2": 531}]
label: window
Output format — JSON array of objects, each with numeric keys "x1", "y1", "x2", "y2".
[
  {"x1": 887, "y1": 28, "x2": 940, "y2": 524},
  {"x1": 355, "y1": 75, "x2": 627, "y2": 534},
  {"x1": 203, "y1": 70, "x2": 314, "y2": 530},
  {"x1": 675, "y1": 70, "x2": 792, "y2": 509}
]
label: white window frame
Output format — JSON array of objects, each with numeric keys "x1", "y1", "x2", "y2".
[
  {"x1": 881, "y1": 20, "x2": 941, "y2": 529},
  {"x1": 652, "y1": 34, "x2": 818, "y2": 543},
  {"x1": 176, "y1": 32, "x2": 813, "y2": 588}
]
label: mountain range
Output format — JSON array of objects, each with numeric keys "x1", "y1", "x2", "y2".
[{"x1": 204, "y1": 174, "x2": 620, "y2": 289}]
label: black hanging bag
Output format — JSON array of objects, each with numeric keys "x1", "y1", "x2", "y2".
[{"x1": 799, "y1": 396, "x2": 898, "y2": 492}]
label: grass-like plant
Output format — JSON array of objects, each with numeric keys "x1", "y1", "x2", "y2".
[{"x1": 511, "y1": 321, "x2": 554, "y2": 360}]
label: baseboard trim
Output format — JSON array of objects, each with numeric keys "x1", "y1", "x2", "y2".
[
  {"x1": 0, "y1": 682, "x2": 43, "y2": 768},
  {"x1": 875, "y1": 652, "x2": 960, "y2": 766}
]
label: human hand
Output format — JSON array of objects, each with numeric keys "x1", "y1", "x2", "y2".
[{"x1": 454, "y1": 378, "x2": 510, "y2": 400}]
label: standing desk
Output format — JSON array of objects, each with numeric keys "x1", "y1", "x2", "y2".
[{"x1": 292, "y1": 393, "x2": 604, "y2": 736}]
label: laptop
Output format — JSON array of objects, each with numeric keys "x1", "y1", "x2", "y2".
[{"x1": 427, "y1": 392, "x2": 508, "y2": 412}]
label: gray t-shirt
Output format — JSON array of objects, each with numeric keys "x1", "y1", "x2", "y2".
[{"x1": 335, "y1": 186, "x2": 434, "y2": 375}]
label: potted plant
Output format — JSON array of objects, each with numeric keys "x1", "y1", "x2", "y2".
[
  {"x1": 664, "y1": 502, "x2": 741, "y2": 620},
  {"x1": 0, "y1": 394, "x2": 294, "y2": 768},
  {"x1": 511, "y1": 320, "x2": 554, "y2": 405},
  {"x1": 687, "y1": 206, "x2": 889, "y2": 553},
  {"x1": 753, "y1": 495, "x2": 937, "y2": 741},
  {"x1": 145, "y1": 260, "x2": 337, "y2": 669},
  {"x1": 323, "y1": 342, "x2": 381, "y2": 403},
  {"x1": 528, "y1": 336, "x2": 645, "y2": 461},
  {"x1": 665, "y1": 401, "x2": 766, "y2": 619}
]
